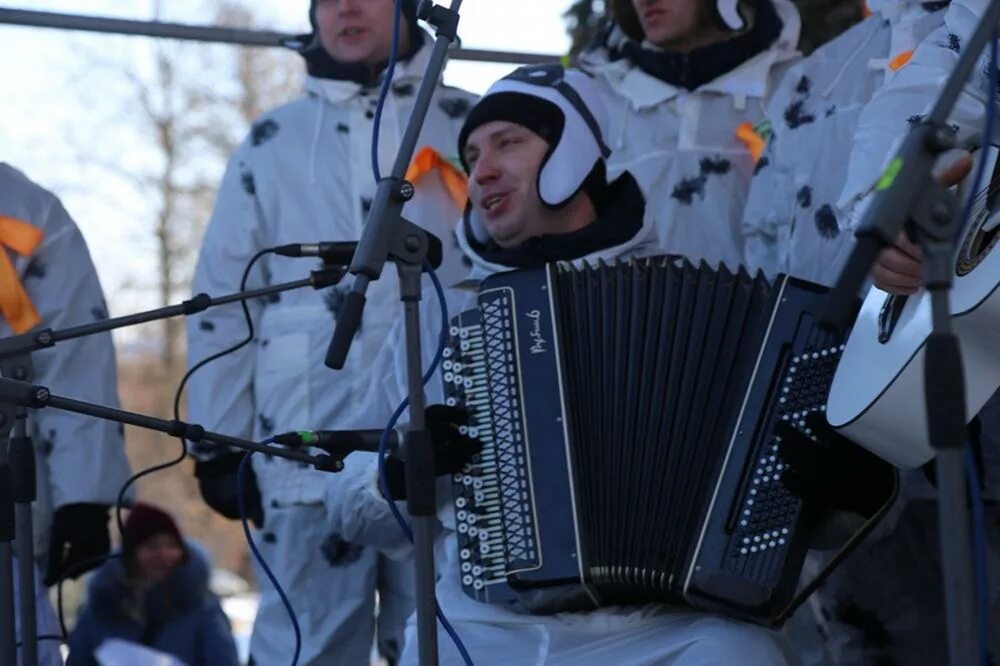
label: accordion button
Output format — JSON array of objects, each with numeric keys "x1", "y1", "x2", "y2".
[
  {"x1": 462, "y1": 562, "x2": 472, "y2": 572},
  {"x1": 458, "y1": 523, "x2": 469, "y2": 534},
  {"x1": 460, "y1": 549, "x2": 471, "y2": 559},
  {"x1": 473, "y1": 580, "x2": 484, "y2": 590},
  {"x1": 463, "y1": 575, "x2": 473, "y2": 586}
]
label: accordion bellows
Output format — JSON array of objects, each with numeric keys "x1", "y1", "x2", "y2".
[{"x1": 442, "y1": 257, "x2": 846, "y2": 624}]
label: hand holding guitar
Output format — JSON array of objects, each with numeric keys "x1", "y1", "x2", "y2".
[{"x1": 871, "y1": 151, "x2": 974, "y2": 295}]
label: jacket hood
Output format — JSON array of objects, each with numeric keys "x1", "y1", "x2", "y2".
[{"x1": 303, "y1": 27, "x2": 434, "y2": 104}]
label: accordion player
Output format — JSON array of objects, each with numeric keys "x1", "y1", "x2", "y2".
[{"x1": 440, "y1": 256, "x2": 870, "y2": 625}]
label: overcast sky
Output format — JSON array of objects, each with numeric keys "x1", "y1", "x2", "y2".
[{"x1": 0, "y1": 0, "x2": 572, "y2": 323}]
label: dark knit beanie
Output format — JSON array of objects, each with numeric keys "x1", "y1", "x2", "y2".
[{"x1": 122, "y1": 503, "x2": 184, "y2": 561}]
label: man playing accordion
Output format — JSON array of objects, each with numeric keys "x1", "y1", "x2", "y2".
[{"x1": 323, "y1": 65, "x2": 817, "y2": 665}]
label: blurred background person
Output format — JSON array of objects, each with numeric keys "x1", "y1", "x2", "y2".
[{"x1": 66, "y1": 502, "x2": 239, "y2": 666}]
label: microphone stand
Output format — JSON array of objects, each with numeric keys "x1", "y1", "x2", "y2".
[
  {"x1": 325, "y1": 3, "x2": 463, "y2": 664},
  {"x1": 0, "y1": 264, "x2": 344, "y2": 666},
  {"x1": 823, "y1": 5, "x2": 1000, "y2": 663},
  {"x1": 0, "y1": 353, "x2": 37, "y2": 666}
]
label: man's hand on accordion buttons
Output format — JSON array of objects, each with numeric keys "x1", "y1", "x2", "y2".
[
  {"x1": 383, "y1": 405, "x2": 483, "y2": 500},
  {"x1": 776, "y1": 412, "x2": 896, "y2": 519},
  {"x1": 194, "y1": 451, "x2": 265, "y2": 529}
]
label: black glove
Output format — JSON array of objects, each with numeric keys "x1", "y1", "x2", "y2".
[
  {"x1": 194, "y1": 452, "x2": 264, "y2": 528},
  {"x1": 776, "y1": 412, "x2": 897, "y2": 519},
  {"x1": 44, "y1": 503, "x2": 111, "y2": 586},
  {"x1": 383, "y1": 405, "x2": 483, "y2": 500}
]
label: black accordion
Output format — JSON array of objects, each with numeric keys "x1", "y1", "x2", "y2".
[{"x1": 440, "y1": 257, "x2": 847, "y2": 625}]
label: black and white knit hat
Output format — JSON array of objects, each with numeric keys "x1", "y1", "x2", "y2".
[{"x1": 458, "y1": 63, "x2": 611, "y2": 210}]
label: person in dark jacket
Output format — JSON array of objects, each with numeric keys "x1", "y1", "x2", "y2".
[{"x1": 67, "y1": 503, "x2": 239, "y2": 666}]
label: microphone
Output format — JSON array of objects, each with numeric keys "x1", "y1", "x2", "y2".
[
  {"x1": 272, "y1": 429, "x2": 398, "y2": 455},
  {"x1": 273, "y1": 235, "x2": 444, "y2": 269},
  {"x1": 273, "y1": 242, "x2": 359, "y2": 266}
]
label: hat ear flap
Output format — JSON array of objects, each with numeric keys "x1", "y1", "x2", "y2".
[
  {"x1": 538, "y1": 116, "x2": 601, "y2": 207},
  {"x1": 714, "y1": 0, "x2": 749, "y2": 30}
]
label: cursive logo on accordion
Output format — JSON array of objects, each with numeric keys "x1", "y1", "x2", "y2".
[{"x1": 526, "y1": 309, "x2": 547, "y2": 354}]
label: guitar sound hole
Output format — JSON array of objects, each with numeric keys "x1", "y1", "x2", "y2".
[
  {"x1": 972, "y1": 223, "x2": 1000, "y2": 258},
  {"x1": 957, "y1": 150, "x2": 1000, "y2": 276},
  {"x1": 957, "y1": 215, "x2": 1000, "y2": 276}
]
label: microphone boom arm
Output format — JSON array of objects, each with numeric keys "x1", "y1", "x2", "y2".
[{"x1": 0, "y1": 376, "x2": 346, "y2": 472}]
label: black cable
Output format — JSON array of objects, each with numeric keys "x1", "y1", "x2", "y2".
[
  {"x1": 55, "y1": 553, "x2": 122, "y2": 641},
  {"x1": 16, "y1": 634, "x2": 63, "y2": 648},
  {"x1": 45, "y1": 248, "x2": 278, "y2": 653},
  {"x1": 113, "y1": 248, "x2": 275, "y2": 537}
]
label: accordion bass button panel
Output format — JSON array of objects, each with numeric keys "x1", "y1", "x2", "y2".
[
  {"x1": 732, "y1": 346, "x2": 841, "y2": 560},
  {"x1": 685, "y1": 277, "x2": 850, "y2": 624}
]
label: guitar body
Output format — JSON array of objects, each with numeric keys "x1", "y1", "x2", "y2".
[{"x1": 827, "y1": 147, "x2": 1000, "y2": 468}]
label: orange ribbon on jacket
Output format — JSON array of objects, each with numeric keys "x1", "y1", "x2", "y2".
[
  {"x1": 889, "y1": 50, "x2": 914, "y2": 72},
  {"x1": 406, "y1": 146, "x2": 469, "y2": 209},
  {"x1": 736, "y1": 122, "x2": 767, "y2": 164},
  {"x1": 0, "y1": 215, "x2": 44, "y2": 333}
]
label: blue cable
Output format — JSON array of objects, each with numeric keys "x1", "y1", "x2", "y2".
[
  {"x1": 238, "y1": 448, "x2": 302, "y2": 666},
  {"x1": 956, "y1": 27, "x2": 999, "y2": 244},
  {"x1": 368, "y1": 3, "x2": 469, "y2": 657},
  {"x1": 956, "y1": 33, "x2": 1000, "y2": 666},
  {"x1": 376, "y1": 262, "x2": 475, "y2": 665},
  {"x1": 965, "y1": 444, "x2": 989, "y2": 666},
  {"x1": 371, "y1": 0, "x2": 404, "y2": 183}
]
